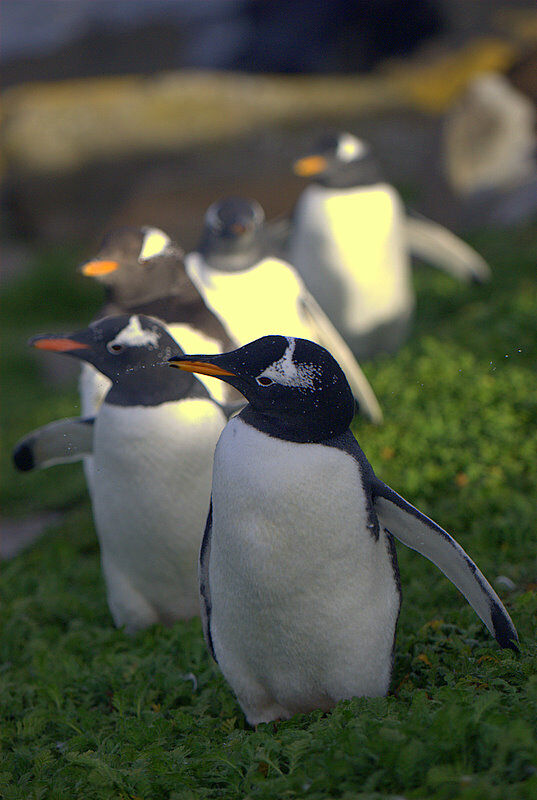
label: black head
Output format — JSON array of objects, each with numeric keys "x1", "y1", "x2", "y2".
[
  {"x1": 79, "y1": 226, "x2": 185, "y2": 306},
  {"x1": 169, "y1": 335, "x2": 355, "y2": 442},
  {"x1": 30, "y1": 314, "x2": 201, "y2": 406},
  {"x1": 293, "y1": 132, "x2": 382, "y2": 189},
  {"x1": 198, "y1": 197, "x2": 266, "y2": 271}
]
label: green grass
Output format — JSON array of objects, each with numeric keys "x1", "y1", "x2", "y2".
[{"x1": 2, "y1": 225, "x2": 537, "y2": 799}]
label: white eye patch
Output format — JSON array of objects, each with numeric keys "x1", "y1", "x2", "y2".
[
  {"x1": 257, "y1": 338, "x2": 322, "y2": 391},
  {"x1": 108, "y1": 316, "x2": 160, "y2": 349},
  {"x1": 336, "y1": 133, "x2": 367, "y2": 163},
  {"x1": 139, "y1": 228, "x2": 173, "y2": 262}
]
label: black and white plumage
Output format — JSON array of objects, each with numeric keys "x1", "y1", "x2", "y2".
[
  {"x1": 185, "y1": 197, "x2": 383, "y2": 424},
  {"x1": 13, "y1": 416, "x2": 95, "y2": 472},
  {"x1": 170, "y1": 335, "x2": 518, "y2": 725},
  {"x1": 288, "y1": 132, "x2": 492, "y2": 360},
  {"x1": 79, "y1": 225, "x2": 236, "y2": 414},
  {"x1": 24, "y1": 314, "x2": 227, "y2": 632}
]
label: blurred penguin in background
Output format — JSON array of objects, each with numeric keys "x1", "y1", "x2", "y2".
[
  {"x1": 185, "y1": 196, "x2": 383, "y2": 424},
  {"x1": 287, "y1": 131, "x2": 492, "y2": 360},
  {"x1": 79, "y1": 225, "x2": 236, "y2": 412},
  {"x1": 443, "y1": 72, "x2": 537, "y2": 226}
]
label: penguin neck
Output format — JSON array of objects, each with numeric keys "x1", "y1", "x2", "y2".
[
  {"x1": 316, "y1": 155, "x2": 383, "y2": 189},
  {"x1": 105, "y1": 365, "x2": 208, "y2": 407},
  {"x1": 103, "y1": 262, "x2": 195, "y2": 308},
  {"x1": 127, "y1": 286, "x2": 205, "y2": 323},
  {"x1": 238, "y1": 404, "x2": 351, "y2": 444},
  {"x1": 203, "y1": 249, "x2": 262, "y2": 273},
  {"x1": 199, "y1": 235, "x2": 264, "y2": 273}
]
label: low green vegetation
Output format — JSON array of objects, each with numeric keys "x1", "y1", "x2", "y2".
[{"x1": 1, "y1": 225, "x2": 537, "y2": 799}]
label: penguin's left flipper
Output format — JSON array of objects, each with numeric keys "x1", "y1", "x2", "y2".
[
  {"x1": 298, "y1": 293, "x2": 383, "y2": 425},
  {"x1": 372, "y1": 478, "x2": 518, "y2": 651},
  {"x1": 13, "y1": 417, "x2": 95, "y2": 472},
  {"x1": 199, "y1": 500, "x2": 217, "y2": 663},
  {"x1": 405, "y1": 214, "x2": 491, "y2": 284}
]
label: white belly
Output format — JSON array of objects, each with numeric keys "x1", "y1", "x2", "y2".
[
  {"x1": 92, "y1": 398, "x2": 225, "y2": 631},
  {"x1": 185, "y1": 254, "x2": 314, "y2": 345},
  {"x1": 208, "y1": 417, "x2": 400, "y2": 724},
  {"x1": 289, "y1": 184, "x2": 414, "y2": 337}
]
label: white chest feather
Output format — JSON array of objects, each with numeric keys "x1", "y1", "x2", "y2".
[
  {"x1": 79, "y1": 362, "x2": 112, "y2": 416},
  {"x1": 289, "y1": 183, "x2": 413, "y2": 332},
  {"x1": 92, "y1": 398, "x2": 225, "y2": 628},
  {"x1": 208, "y1": 417, "x2": 400, "y2": 724},
  {"x1": 186, "y1": 254, "x2": 313, "y2": 345}
]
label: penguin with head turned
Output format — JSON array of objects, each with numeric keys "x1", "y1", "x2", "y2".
[
  {"x1": 78, "y1": 225, "x2": 236, "y2": 415},
  {"x1": 288, "y1": 132, "x2": 492, "y2": 360},
  {"x1": 184, "y1": 196, "x2": 383, "y2": 424},
  {"x1": 169, "y1": 335, "x2": 518, "y2": 725},
  {"x1": 15, "y1": 314, "x2": 227, "y2": 632}
]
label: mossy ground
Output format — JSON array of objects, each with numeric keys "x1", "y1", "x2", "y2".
[{"x1": 1, "y1": 225, "x2": 537, "y2": 799}]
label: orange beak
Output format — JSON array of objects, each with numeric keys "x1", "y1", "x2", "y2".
[
  {"x1": 293, "y1": 155, "x2": 328, "y2": 177},
  {"x1": 32, "y1": 338, "x2": 91, "y2": 352},
  {"x1": 81, "y1": 260, "x2": 119, "y2": 276},
  {"x1": 168, "y1": 359, "x2": 235, "y2": 377}
]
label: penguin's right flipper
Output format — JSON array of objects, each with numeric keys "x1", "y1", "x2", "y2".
[
  {"x1": 199, "y1": 500, "x2": 217, "y2": 663},
  {"x1": 299, "y1": 292, "x2": 383, "y2": 425},
  {"x1": 13, "y1": 417, "x2": 95, "y2": 472},
  {"x1": 371, "y1": 478, "x2": 518, "y2": 651},
  {"x1": 405, "y1": 214, "x2": 491, "y2": 284}
]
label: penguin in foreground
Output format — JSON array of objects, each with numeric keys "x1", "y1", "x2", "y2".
[
  {"x1": 22, "y1": 314, "x2": 227, "y2": 632},
  {"x1": 169, "y1": 335, "x2": 518, "y2": 725},
  {"x1": 287, "y1": 132, "x2": 492, "y2": 360},
  {"x1": 79, "y1": 225, "x2": 236, "y2": 414},
  {"x1": 185, "y1": 197, "x2": 383, "y2": 424}
]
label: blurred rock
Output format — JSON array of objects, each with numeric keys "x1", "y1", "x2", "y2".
[
  {"x1": 2, "y1": 112, "x2": 441, "y2": 246},
  {"x1": 1, "y1": 31, "x2": 534, "y2": 246},
  {"x1": 1, "y1": 71, "x2": 407, "y2": 175}
]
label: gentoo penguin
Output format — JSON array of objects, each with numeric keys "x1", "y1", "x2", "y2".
[
  {"x1": 185, "y1": 197, "x2": 382, "y2": 424},
  {"x1": 169, "y1": 336, "x2": 518, "y2": 725},
  {"x1": 25, "y1": 314, "x2": 227, "y2": 632},
  {"x1": 79, "y1": 225, "x2": 236, "y2": 414},
  {"x1": 444, "y1": 72, "x2": 537, "y2": 198},
  {"x1": 288, "y1": 132, "x2": 492, "y2": 360}
]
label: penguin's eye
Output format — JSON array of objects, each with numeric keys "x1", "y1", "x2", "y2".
[
  {"x1": 256, "y1": 376, "x2": 274, "y2": 386},
  {"x1": 107, "y1": 343, "x2": 124, "y2": 354}
]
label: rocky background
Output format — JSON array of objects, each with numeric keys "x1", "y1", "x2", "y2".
[{"x1": 1, "y1": 0, "x2": 536, "y2": 265}]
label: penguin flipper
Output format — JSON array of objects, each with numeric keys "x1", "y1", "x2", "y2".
[
  {"x1": 371, "y1": 479, "x2": 518, "y2": 650},
  {"x1": 13, "y1": 417, "x2": 95, "y2": 472},
  {"x1": 404, "y1": 215, "x2": 491, "y2": 284},
  {"x1": 298, "y1": 292, "x2": 383, "y2": 425},
  {"x1": 199, "y1": 500, "x2": 217, "y2": 663}
]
